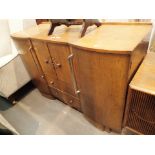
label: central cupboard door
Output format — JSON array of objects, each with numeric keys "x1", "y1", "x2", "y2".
[
  {"x1": 31, "y1": 40, "x2": 57, "y2": 87},
  {"x1": 72, "y1": 47, "x2": 130, "y2": 132},
  {"x1": 47, "y1": 43, "x2": 76, "y2": 96}
]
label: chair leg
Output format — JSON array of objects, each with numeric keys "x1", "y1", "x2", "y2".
[
  {"x1": 95, "y1": 22, "x2": 102, "y2": 27},
  {"x1": 48, "y1": 23, "x2": 58, "y2": 35},
  {"x1": 81, "y1": 23, "x2": 89, "y2": 37}
]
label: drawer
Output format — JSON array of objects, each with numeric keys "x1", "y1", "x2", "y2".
[
  {"x1": 55, "y1": 80, "x2": 77, "y2": 97},
  {"x1": 50, "y1": 86, "x2": 81, "y2": 111},
  {"x1": 49, "y1": 86, "x2": 63, "y2": 101},
  {"x1": 63, "y1": 93, "x2": 81, "y2": 112}
]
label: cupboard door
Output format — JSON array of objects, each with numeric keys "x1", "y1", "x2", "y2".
[
  {"x1": 31, "y1": 40, "x2": 57, "y2": 87},
  {"x1": 12, "y1": 38, "x2": 51, "y2": 95},
  {"x1": 72, "y1": 47, "x2": 130, "y2": 132},
  {"x1": 47, "y1": 43, "x2": 76, "y2": 96}
]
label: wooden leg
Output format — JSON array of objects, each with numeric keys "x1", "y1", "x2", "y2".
[
  {"x1": 8, "y1": 95, "x2": 17, "y2": 105},
  {"x1": 102, "y1": 125, "x2": 105, "y2": 131},
  {"x1": 81, "y1": 23, "x2": 89, "y2": 37},
  {"x1": 105, "y1": 127, "x2": 111, "y2": 133},
  {"x1": 12, "y1": 100, "x2": 18, "y2": 105},
  {"x1": 41, "y1": 92, "x2": 56, "y2": 100},
  {"x1": 48, "y1": 24, "x2": 59, "y2": 35},
  {"x1": 95, "y1": 22, "x2": 102, "y2": 27}
]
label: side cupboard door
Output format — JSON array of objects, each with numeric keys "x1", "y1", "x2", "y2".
[
  {"x1": 12, "y1": 38, "x2": 51, "y2": 95},
  {"x1": 31, "y1": 39, "x2": 57, "y2": 88},
  {"x1": 72, "y1": 47, "x2": 130, "y2": 132}
]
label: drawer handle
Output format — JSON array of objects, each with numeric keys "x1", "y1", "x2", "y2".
[
  {"x1": 41, "y1": 75, "x2": 44, "y2": 79},
  {"x1": 69, "y1": 100, "x2": 73, "y2": 103},
  {"x1": 68, "y1": 53, "x2": 80, "y2": 94},
  {"x1": 28, "y1": 46, "x2": 33, "y2": 52},
  {"x1": 52, "y1": 58, "x2": 61, "y2": 68},
  {"x1": 44, "y1": 59, "x2": 49, "y2": 64},
  {"x1": 50, "y1": 81, "x2": 54, "y2": 85},
  {"x1": 55, "y1": 63, "x2": 61, "y2": 68}
]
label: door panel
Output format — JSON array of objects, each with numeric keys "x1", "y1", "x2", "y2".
[
  {"x1": 72, "y1": 47, "x2": 130, "y2": 132},
  {"x1": 47, "y1": 43, "x2": 76, "y2": 96},
  {"x1": 31, "y1": 40, "x2": 57, "y2": 87},
  {"x1": 12, "y1": 38, "x2": 51, "y2": 95}
]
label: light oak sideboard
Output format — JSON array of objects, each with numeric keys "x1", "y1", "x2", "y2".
[
  {"x1": 11, "y1": 22, "x2": 152, "y2": 133},
  {"x1": 124, "y1": 52, "x2": 155, "y2": 135}
]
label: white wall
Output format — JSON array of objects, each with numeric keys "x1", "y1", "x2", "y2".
[
  {"x1": 148, "y1": 20, "x2": 155, "y2": 51},
  {"x1": 9, "y1": 19, "x2": 37, "y2": 55},
  {"x1": 0, "y1": 20, "x2": 12, "y2": 57},
  {"x1": 0, "y1": 19, "x2": 37, "y2": 58}
]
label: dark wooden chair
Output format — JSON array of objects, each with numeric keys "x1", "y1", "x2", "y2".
[{"x1": 48, "y1": 19, "x2": 102, "y2": 37}]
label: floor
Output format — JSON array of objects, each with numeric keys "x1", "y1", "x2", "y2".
[
  {"x1": 0, "y1": 114, "x2": 19, "y2": 134},
  {"x1": 0, "y1": 88, "x2": 117, "y2": 135}
]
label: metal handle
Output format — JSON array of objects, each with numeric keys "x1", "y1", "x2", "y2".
[
  {"x1": 68, "y1": 53, "x2": 80, "y2": 94},
  {"x1": 52, "y1": 58, "x2": 61, "y2": 68},
  {"x1": 55, "y1": 63, "x2": 61, "y2": 68},
  {"x1": 50, "y1": 81, "x2": 54, "y2": 85},
  {"x1": 29, "y1": 46, "x2": 33, "y2": 52}
]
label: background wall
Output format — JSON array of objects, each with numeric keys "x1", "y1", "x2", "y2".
[
  {"x1": 0, "y1": 19, "x2": 36, "y2": 58},
  {"x1": 0, "y1": 20, "x2": 12, "y2": 57},
  {"x1": 148, "y1": 20, "x2": 155, "y2": 51}
]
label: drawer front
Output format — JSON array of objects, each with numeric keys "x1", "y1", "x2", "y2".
[
  {"x1": 54, "y1": 80, "x2": 77, "y2": 97},
  {"x1": 50, "y1": 86, "x2": 81, "y2": 111},
  {"x1": 65, "y1": 94, "x2": 81, "y2": 112},
  {"x1": 50, "y1": 86, "x2": 64, "y2": 101},
  {"x1": 31, "y1": 40, "x2": 57, "y2": 86}
]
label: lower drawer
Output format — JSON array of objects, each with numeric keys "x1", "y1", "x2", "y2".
[{"x1": 50, "y1": 86, "x2": 81, "y2": 111}]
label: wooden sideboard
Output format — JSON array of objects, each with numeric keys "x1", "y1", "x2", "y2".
[
  {"x1": 124, "y1": 52, "x2": 155, "y2": 135},
  {"x1": 11, "y1": 23, "x2": 98, "y2": 111},
  {"x1": 11, "y1": 22, "x2": 152, "y2": 133}
]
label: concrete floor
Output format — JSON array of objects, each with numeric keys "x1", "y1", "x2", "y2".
[
  {"x1": 0, "y1": 114, "x2": 19, "y2": 134},
  {"x1": 0, "y1": 89, "x2": 117, "y2": 135}
]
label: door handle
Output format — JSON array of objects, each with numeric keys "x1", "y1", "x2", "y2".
[
  {"x1": 28, "y1": 46, "x2": 33, "y2": 52},
  {"x1": 68, "y1": 53, "x2": 80, "y2": 94},
  {"x1": 55, "y1": 63, "x2": 61, "y2": 68},
  {"x1": 52, "y1": 58, "x2": 61, "y2": 68}
]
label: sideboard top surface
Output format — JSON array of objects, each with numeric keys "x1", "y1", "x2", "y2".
[
  {"x1": 130, "y1": 52, "x2": 155, "y2": 95},
  {"x1": 71, "y1": 23, "x2": 152, "y2": 54},
  {"x1": 11, "y1": 23, "x2": 50, "y2": 39},
  {"x1": 11, "y1": 22, "x2": 152, "y2": 54},
  {"x1": 11, "y1": 23, "x2": 97, "y2": 44}
]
